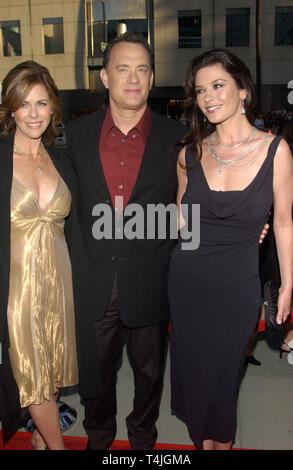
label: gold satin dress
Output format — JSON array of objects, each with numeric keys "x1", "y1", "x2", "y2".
[{"x1": 7, "y1": 176, "x2": 78, "y2": 408}]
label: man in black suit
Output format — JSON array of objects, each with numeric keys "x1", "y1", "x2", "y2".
[{"x1": 65, "y1": 32, "x2": 187, "y2": 450}]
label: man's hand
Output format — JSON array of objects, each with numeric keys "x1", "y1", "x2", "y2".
[{"x1": 259, "y1": 223, "x2": 270, "y2": 244}]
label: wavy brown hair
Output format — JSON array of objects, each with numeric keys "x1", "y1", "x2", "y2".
[
  {"x1": 181, "y1": 49, "x2": 256, "y2": 165},
  {"x1": 0, "y1": 61, "x2": 61, "y2": 145}
]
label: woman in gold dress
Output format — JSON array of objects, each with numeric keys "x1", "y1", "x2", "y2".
[{"x1": 0, "y1": 61, "x2": 83, "y2": 450}]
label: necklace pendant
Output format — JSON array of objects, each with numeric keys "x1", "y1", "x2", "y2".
[
  {"x1": 37, "y1": 167, "x2": 42, "y2": 174},
  {"x1": 218, "y1": 168, "x2": 222, "y2": 175}
]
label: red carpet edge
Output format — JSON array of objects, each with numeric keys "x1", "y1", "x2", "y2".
[{"x1": 0, "y1": 430, "x2": 196, "y2": 450}]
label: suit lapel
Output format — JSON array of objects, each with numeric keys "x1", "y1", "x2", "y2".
[
  {"x1": 48, "y1": 145, "x2": 74, "y2": 195},
  {"x1": 81, "y1": 110, "x2": 112, "y2": 203},
  {"x1": 127, "y1": 111, "x2": 164, "y2": 205}
]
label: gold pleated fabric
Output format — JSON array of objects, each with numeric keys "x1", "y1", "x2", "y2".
[{"x1": 7, "y1": 177, "x2": 78, "y2": 408}]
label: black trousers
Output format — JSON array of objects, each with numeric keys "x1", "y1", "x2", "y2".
[{"x1": 83, "y1": 275, "x2": 169, "y2": 450}]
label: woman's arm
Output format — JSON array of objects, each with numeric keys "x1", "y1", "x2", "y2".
[
  {"x1": 176, "y1": 146, "x2": 188, "y2": 230},
  {"x1": 273, "y1": 138, "x2": 293, "y2": 324}
]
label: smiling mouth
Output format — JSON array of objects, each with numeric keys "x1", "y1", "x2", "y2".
[
  {"x1": 206, "y1": 105, "x2": 222, "y2": 112},
  {"x1": 26, "y1": 122, "x2": 42, "y2": 128}
]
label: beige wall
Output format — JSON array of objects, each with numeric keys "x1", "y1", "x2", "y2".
[
  {"x1": 0, "y1": 0, "x2": 88, "y2": 90},
  {"x1": 153, "y1": 0, "x2": 293, "y2": 88},
  {"x1": 0, "y1": 0, "x2": 292, "y2": 91}
]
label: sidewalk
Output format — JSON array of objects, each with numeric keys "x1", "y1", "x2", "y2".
[{"x1": 61, "y1": 328, "x2": 293, "y2": 450}]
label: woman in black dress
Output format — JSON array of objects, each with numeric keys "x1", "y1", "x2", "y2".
[{"x1": 168, "y1": 49, "x2": 293, "y2": 450}]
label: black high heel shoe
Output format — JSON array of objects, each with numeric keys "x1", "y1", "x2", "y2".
[
  {"x1": 245, "y1": 355, "x2": 261, "y2": 366},
  {"x1": 279, "y1": 341, "x2": 293, "y2": 359}
]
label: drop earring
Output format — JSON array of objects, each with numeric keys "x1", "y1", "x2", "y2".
[
  {"x1": 11, "y1": 112, "x2": 14, "y2": 117},
  {"x1": 240, "y1": 100, "x2": 246, "y2": 115}
]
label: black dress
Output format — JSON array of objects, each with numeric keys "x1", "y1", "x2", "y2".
[{"x1": 168, "y1": 136, "x2": 282, "y2": 449}]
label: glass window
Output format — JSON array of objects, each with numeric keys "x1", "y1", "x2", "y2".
[
  {"x1": 43, "y1": 17, "x2": 64, "y2": 54},
  {"x1": 275, "y1": 6, "x2": 293, "y2": 45},
  {"x1": 87, "y1": 0, "x2": 150, "y2": 57},
  {"x1": 104, "y1": 0, "x2": 147, "y2": 21},
  {"x1": 0, "y1": 20, "x2": 21, "y2": 56},
  {"x1": 107, "y1": 19, "x2": 148, "y2": 43},
  {"x1": 87, "y1": 1, "x2": 105, "y2": 56},
  {"x1": 178, "y1": 10, "x2": 201, "y2": 48},
  {"x1": 226, "y1": 8, "x2": 250, "y2": 47}
]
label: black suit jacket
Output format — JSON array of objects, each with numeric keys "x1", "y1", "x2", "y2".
[
  {"x1": 0, "y1": 132, "x2": 97, "y2": 426},
  {"x1": 65, "y1": 108, "x2": 187, "y2": 328}
]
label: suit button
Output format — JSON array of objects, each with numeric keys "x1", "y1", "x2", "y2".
[{"x1": 111, "y1": 256, "x2": 116, "y2": 261}]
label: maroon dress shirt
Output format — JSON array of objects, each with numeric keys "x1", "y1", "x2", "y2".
[{"x1": 100, "y1": 106, "x2": 151, "y2": 215}]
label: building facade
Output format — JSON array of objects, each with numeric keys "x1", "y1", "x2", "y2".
[{"x1": 0, "y1": 0, "x2": 292, "y2": 119}]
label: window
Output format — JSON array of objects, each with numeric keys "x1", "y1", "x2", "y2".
[
  {"x1": 178, "y1": 10, "x2": 201, "y2": 48},
  {"x1": 105, "y1": 0, "x2": 148, "y2": 41},
  {"x1": 87, "y1": 1, "x2": 105, "y2": 57},
  {"x1": 0, "y1": 20, "x2": 21, "y2": 56},
  {"x1": 87, "y1": 0, "x2": 150, "y2": 57},
  {"x1": 43, "y1": 18, "x2": 64, "y2": 54},
  {"x1": 107, "y1": 19, "x2": 148, "y2": 43},
  {"x1": 226, "y1": 8, "x2": 250, "y2": 47},
  {"x1": 275, "y1": 7, "x2": 293, "y2": 45}
]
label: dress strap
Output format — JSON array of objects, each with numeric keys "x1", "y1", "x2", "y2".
[{"x1": 268, "y1": 135, "x2": 283, "y2": 160}]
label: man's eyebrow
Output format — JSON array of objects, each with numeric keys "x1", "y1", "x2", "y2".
[{"x1": 115, "y1": 63, "x2": 150, "y2": 68}]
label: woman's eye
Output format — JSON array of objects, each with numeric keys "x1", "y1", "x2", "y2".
[
  {"x1": 195, "y1": 89, "x2": 204, "y2": 95},
  {"x1": 214, "y1": 83, "x2": 223, "y2": 89}
]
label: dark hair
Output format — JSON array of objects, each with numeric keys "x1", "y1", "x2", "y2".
[
  {"x1": 0, "y1": 60, "x2": 61, "y2": 145},
  {"x1": 181, "y1": 48, "x2": 256, "y2": 164},
  {"x1": 102, "y1": 32, "x2": 152, "y2": 69}
]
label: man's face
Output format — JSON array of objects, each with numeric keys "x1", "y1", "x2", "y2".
[{"x1": 100, "y1": 41, "x2": 153, "y2": 113}]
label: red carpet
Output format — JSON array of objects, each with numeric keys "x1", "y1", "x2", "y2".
[
  {"x1": 0, "y1": 430, "x2": 196, "y2": 451},
  {"x1": 3, "y1": 315, "x2": 289, "y2": 452}
]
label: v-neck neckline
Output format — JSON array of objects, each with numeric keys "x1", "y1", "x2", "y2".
[
  {"x1": 199, "y1": 136, "x2": 277, "y2": 194},
  {"x1": 13, "y1": 176, "x2": 61, "y2": 214}
]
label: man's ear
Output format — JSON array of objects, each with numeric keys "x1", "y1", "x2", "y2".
[
  {"x1": 100, "y1": 68, "x2": 109, "y2": 89},
  {"x1": 150, "y1": 70, "x2": 154, "y2": 90}
]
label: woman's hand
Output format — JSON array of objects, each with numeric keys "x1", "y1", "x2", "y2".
[{"x1": 276, "y1": 288, "x2": 292, "y2": 325}]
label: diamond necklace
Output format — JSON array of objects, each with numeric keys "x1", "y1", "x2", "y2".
[
  {"x1": 207, "y1": 129, "x2": 269, "y2": 174},
  {"x1": 217, "y1": 134, "x2": 270, "y2": 172},
  {"x1": 209, "y1": 126, "x2": 255, "y2": 149},
  {"x1": 13, "y1": 143, "x2": 49, "y2": 174},
  {"x1": 208, "y1": 127, "x2": 257, "y2": 168}
]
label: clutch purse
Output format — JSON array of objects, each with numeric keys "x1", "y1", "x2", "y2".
[
  {"x1": 263, "y1": 280, "x2": 282, "y2": 330},
  {"x1": 24, "y1": 400, "x2": 77, "y2": 432}
]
